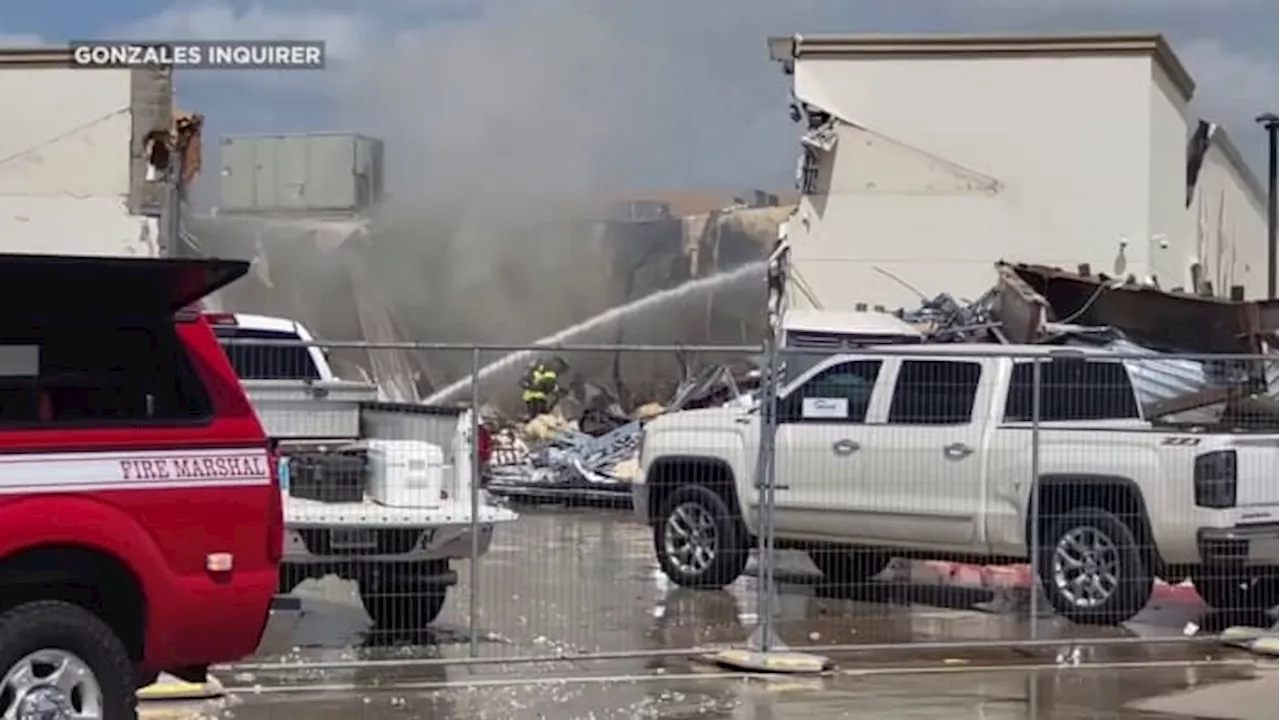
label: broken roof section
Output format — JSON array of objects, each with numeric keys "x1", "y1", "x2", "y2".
[
  {"x1": 1185, "y1": 120, "x2": 1268, "y2": 213},
  {"x1": 896, "y1": 262, "x2": 1277, "y2": 418},
  {"x1": 998, "y1": 262, "x2": 1277, "y2": 355}
]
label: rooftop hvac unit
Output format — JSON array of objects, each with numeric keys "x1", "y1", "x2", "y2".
[
  {"x1": 608, "y1": 200, "x2": 671, "y2": 223},
  {"x1": 219, "y1": 133, "x2": 385, "y2": 215}
]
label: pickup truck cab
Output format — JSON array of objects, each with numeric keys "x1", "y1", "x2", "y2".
[
  {"x1": 635, "y1": 344, "x2": 1279, "y2": 624},
  {"x1": 211, "y1": 311, "x2": 339, "y2": 382},
  {"x1": 0, "y1": 254, "x2": 294, "y2": 720}
]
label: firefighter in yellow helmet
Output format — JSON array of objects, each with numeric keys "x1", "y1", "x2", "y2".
[{"x1": 521, "y1": 356, "x2": 565, "y2": 418}]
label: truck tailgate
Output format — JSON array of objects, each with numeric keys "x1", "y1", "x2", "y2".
[{"x1": 241, "y1": 379, "x2": 379, "y2": 439}]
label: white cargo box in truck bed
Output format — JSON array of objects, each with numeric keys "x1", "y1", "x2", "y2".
[{"x1": 208, "y1": 311, "x2": 516, "y2": 630}]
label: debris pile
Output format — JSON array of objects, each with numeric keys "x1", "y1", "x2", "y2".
[
  {"x1": 896, "y1": 262, "x2": 1278, "y2": 408},
  {"x1": 484, "y1": 364, "x2": 750, "y2": 501}
]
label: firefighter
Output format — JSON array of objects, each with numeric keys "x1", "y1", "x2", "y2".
[{"x1": 521, "y1": 356, "x2": 565, "y2": 418}]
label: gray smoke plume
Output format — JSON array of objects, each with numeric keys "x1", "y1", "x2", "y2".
[
  {"x1": 187, "y1": 0, "x2": 1272, "y2": 400},
  {"x1": 334, "y1": 1, "x2": 815, "y2": 356}
]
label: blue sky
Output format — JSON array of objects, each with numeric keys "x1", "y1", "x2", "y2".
[{"x1": 4, "y1": 1, "x2": 1276, "y2": 197}]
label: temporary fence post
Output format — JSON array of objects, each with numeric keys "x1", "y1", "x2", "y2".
[
  {"x1": 753, "y1": 331, "x2": 781, "y2": 653},
  {"x1": 1027, "y1": 672, "x2": 1042, "y2": 720},
  {"x1": 468, "y1": 345, "x2": 482, "y2": 658},
  {"x1": 709, "y1": 335, "x2": 829, "y2": 674},
  {"x1": 1028, "y1": 357, "x2": 1043, "y2": 639}
]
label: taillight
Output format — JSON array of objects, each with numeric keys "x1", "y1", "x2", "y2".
[
  {"x1": 267, "y1": 446, "x2": 284, "y2": 563},
  {"x1": 205, "y1": 312, "x2": 238, "y2": 327},
  {"x1": 476, "y1": 424, "x2": 493, "y2": 467},
  {"x1": 1194, "y1": 450, "x2": 1237, "y2": 509}
]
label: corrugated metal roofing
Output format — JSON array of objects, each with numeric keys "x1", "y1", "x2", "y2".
[
  {"x1": 1107, "y1": 337, "x2": 1209, "y2": 405},
  {"x1": 1068, "y1": 336, "x2": 1277, "y2": 406}
]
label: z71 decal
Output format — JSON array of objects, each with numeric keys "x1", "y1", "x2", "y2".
[{"x1": 1161, "y1": 436, "x2": 1202, "y2": 446}]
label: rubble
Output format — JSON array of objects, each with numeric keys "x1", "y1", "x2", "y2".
[
  {"x1": 484, "y1": 363, "x2": 750, "y2": 502},
  {"x1": 895, "y1": 261, "x2": 1279, "y2": 406}
]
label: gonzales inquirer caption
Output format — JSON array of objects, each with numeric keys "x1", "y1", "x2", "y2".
[{"x1": 70, "y1": 41, "x2": 325, "y2": 69}]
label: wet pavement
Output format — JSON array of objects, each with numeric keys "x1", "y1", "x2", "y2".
[
  {"x1": 177, "y1": 509, "x2": 1276, "y2": 719},
  {"x1": 201, "y1": 664, "x2": 1274, "y2": 719}
]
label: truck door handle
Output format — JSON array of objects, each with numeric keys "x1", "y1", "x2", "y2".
[
  {"x1": 832, "y1": 439, "x2": 860, "y2": 456},
  {"x1": 943, "y1": 443, "x2": 973, "y2": 460}
]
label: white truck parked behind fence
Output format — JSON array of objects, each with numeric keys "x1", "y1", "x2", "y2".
[
  {"x1": 209, "y1": 312, "x2": 517, "y2": 629},
  {"x1": 633, "y1": 345, "x2": 1279, "y2": 624}
]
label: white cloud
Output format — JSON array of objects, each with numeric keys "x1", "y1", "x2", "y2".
[
  {"x1": 1180, "y1": 37, "x2": 1279, "y2": 121},
  {"x1": 108, "y1": 0, "x2": 1276, "y2": 187},
  {"x1": 112, "y1": 2, "x2": 372, "y2": 95},
  {"x1": 117, "y1": 2, "x2": 369, "y2": 61}
]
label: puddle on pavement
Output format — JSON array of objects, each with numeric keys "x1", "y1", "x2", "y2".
[
  {"x1": 202, "y1": 663, "x2": 1270, "y2": 720},
  {"x1": 228, "y1": 510, "x2": 1271, "y2": 717}
]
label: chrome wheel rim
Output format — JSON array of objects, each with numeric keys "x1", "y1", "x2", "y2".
[
  {"x1": 1052, "y1": 526, "x2": 1121, "y2": 608},
  {"x1": 1, "y1": 649, "x2": 103, "y2": 720},
  {"x1": 663, "y1": 502, "x2": 718, "y2": 575}
]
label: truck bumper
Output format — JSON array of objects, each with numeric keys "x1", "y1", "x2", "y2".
[
  {"x1": 283, "y1": 521, "x2": 498, "y2": 564},
  {"x1": 254, "y1": 595, "x2": 303, "y2": 656},
  {"x1": 1198, "y1": 523, "x2": 1279, "y2": 566}
]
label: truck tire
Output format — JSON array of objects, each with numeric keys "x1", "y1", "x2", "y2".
[
  {"x1": 1036, "y1": 507, "x2": 1153, "y2": 625},
  {"x1": 807, "y1": 546, "x2": 891, "y2": 586},
  {"x1": 0, "y1": 600, "x2": 136, "y2": 720},
  {"x1": 1191, "y1": 568, "x2": 1279, "y2": 613},
  {"x1": 278, "y1": 565, "x2": 306, "y2": 594},
  {"x1": 654, "y1": 484, "x2": 748, "y2": 589},
  {"x1": 359, "y1": 585, "x2": 449, "y2": 632}
]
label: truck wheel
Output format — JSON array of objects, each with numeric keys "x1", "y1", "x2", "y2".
[
  {"x1": 0, "y1": 600, "x2": 135, "y2": 720},
  {"x1": 278, "y1": 565, "x2": 306, "y2": 594},
  {"x1": 359, "y1": 585, "x2": 449, "y2": 631},
  {"x1": 1037, "y1": 508, "x2": 1153, "y2": 625},
  {"x1": 1191, "y1": 568, "x2": 1279, "y2": 612},
  {"x1": 807, "y1": 546, "x2": 891, "y2": 585},
  {"x1": 654, "y1": 485, "x2": 748, "y2": 589}
]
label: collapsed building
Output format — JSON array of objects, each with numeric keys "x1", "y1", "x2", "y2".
[
  {"x1": 767, "y1": 33, "x2": 1274, "y2": 313},
  {"x1": 190, "y1": 136, "x2": 790, "y2": 406}
]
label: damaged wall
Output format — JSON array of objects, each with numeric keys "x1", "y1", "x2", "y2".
[
  {"x1": 787, "y1": 121, "x2": 1011, "y2": 310},
  {"x1": 1183, "y1": 125, "x2": 1270, "y2": 297},
  {"x1": 775, "y1": 34, "x2": 1268, "y2": 312},
  {"x1": 0, "y1": 48, "x2": 168, "y2": 257}
]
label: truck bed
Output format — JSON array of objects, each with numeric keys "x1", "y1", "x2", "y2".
[{"x1": 242, "y1": 379, "x2": 515, "y2": 524}]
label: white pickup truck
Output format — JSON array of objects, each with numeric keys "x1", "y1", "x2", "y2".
[
  {"x1": 633, "y1": 344, "x2": 1279, "y2": 624},
  {"x1": 209, "y1": 312, "x2": 517, "y2": 630}
]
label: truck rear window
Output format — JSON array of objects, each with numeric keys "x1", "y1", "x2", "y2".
[
  {"x1": 214, "y1": 328, "x2": 322, "y2": 381},
  {"x1": 1004, "y1": 359, "x2": 1140, "y2": 421},
  {"x1": 0, "y1": 320, "x2": 212, "y2": 427}
]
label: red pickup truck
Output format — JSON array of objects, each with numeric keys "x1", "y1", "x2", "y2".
[{"x1": 0, "y1": 254, "x2": 296, "y2": 720}]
